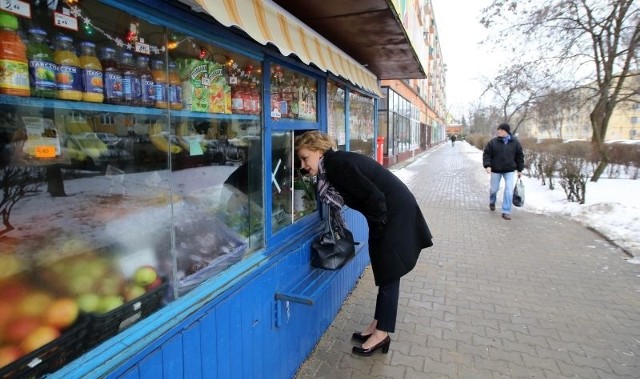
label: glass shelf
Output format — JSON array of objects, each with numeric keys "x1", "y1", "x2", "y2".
[{"x1": 0, "y1": 94, "x2": 260, "y2": 121}]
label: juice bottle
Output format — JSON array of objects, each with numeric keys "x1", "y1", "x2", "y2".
[
  {"x1": 101, "y1": 47, "x2": 123, "y2": 104},
  {"x1": 120, "y1": 52, "x2": 138, "y2": 106},
  {"x1": 167, "y1": 62, "x2": 182, "y2": 110},
  {"x1": 0, "y1": 12, "x2": 29, "y2": 96},
  {"x1": 78, "y1": 41, "x2": 103, "y2": 103},
  {"x1": 26, "y1": 28, "x2": 56, "y2": 98},
  {"x1": 136, "y1": 55, "x2": 155, "y2": 107},
  {"x1": 151, "y1": 59, "x2": 167, "y2": 109},
  {"x1": 54, "y1": 35, "x2": 82, "y2": 101}
]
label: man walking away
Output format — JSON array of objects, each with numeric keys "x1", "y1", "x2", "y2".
[
  {"x1": 482, "y1": 123, "x2": 524, "y2": 220},
  {"x1": 450, "y1": 134, "x2": 457, "y2": 146}
]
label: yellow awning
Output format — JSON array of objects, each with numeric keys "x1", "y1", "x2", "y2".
[{"x1": 185, "y1": 0, "x2": 382, "y2": 97}]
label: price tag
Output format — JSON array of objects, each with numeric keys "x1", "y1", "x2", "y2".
[
  {"x1": 54, "y1": 11, "x2": 78, "y2": 31},
  {"x1": 135, "y1": 42, "x2": 151, "y2": 55},
  {"x1": 1, "y1": 0, "x2": 30, "y2": 18},
  {"x1": 35, "y1": 146, "x2": 56, "y2": 158}
]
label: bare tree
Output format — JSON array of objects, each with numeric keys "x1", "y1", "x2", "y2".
[
  {"x1": 481, "y1": 63, "x2": 550, "y2": 136},
  {"x1": 531, "y1": 89, "x2": 582, "y2": 139},
  {"x1": 467, "y1": 103, "x2": 502, "y2": 135},
  {"x1": 482, "y1": 0, "x2": 640, "y2": 181}
]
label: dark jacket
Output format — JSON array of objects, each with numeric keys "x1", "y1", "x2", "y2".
[
  {"x1": 482, "y1": 136, "x2": 525, "y2": 173},
  {"x1": 323, "y1": 149, "x2": 433, "y2": 285}
]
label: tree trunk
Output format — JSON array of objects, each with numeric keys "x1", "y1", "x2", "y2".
[
  {"x1": 46, "y1": 165, "x2": 67, "y2": 197},
  {"x1": 589, "y1": 99, "x2": 611, "y2": 182}
]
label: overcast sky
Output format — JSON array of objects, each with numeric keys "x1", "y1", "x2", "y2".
[{"x1": 431, "y1": 0, "x2": 500, "y2": 120}]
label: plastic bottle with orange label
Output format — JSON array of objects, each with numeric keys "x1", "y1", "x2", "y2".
[
  {"x1": 79, "y1": 42, "x2": 103, "y2": 103},
  {"x1": 54, "y1": 35, "x2": 82, "y2": 101},
  {"x1": 0, "y1": 12, "x2": 29, "y2": 96}
]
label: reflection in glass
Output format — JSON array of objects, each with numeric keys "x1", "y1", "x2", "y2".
[
  {"x1": 348, "y1": 91, "x2": 375, "y2": 157},
  {"x1": 327, "y1": 81, "x2": 346, "y2": 149},
  {"x1": 271, "y1": 131, "x2": 292, "y2": 233}
]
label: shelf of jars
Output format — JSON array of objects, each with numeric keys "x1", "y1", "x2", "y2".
[{"x1": 0, "y1": 94, "x2": 261, "y2": 121}]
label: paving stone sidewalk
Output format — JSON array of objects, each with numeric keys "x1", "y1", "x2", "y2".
[{"x1": 295, "y1": 142, "x2": 640, "y2": 379}]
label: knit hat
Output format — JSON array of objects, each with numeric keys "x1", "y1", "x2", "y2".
[{"x1": 497, "y1": 123, "x2": 511, "y2": 134}]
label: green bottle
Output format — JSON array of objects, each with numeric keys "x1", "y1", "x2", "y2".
[{"x1": 27, "y1": 28, "x2": 56, "y2": 98}]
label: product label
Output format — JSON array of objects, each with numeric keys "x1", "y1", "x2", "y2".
[
  {"x1": 132, "y1": 76, "x2": 142, "y2": 100},
  {"x1": 104, "y1": 71, "x2": 123, "y2": 100},
  {"x1": 231, "y1": 95, "x2": 243, "y2": 111},
  {"x1": 0, "y1": 59, "x2": 29, "y2": 91},
  {"x1": 29, "y1": 60, "x2": 57, "y2": 91},
  {"x1": 123, "y1": 73, "x2": 136, "y2": 101},
  {"x1": 56, "y1": 64, "x2": 82, "y2": 92},
  {"x1": 154, "y1": 82, "x2": 166, "y2": 102},
  {"x1": 169, "y1": 84, "x2": 182, "y2": 105},
  {"x1": 140, "y1": 75, "x2": 155, "y2": 103},
  {"x1": 82, "y1": 68, "x2": 103, "y2": 93}
]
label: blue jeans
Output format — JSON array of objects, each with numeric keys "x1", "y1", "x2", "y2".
[{"x1": 490, "y1": 171, "x2": 515, "y2": 214}]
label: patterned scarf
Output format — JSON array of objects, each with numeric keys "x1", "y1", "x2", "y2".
[{"x1": 316, "y1": 155, "x2": 347, "y2": 230}]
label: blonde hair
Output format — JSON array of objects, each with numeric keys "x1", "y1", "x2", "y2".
[{"x1": 294, "y1": 130, "x2": 336, "y2": 153}]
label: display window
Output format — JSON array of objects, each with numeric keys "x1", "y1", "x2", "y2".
[
  {"x1": 348, "y1": 91, "x2": 375, "y2": 156},
  {"x1": 269, "y1": 65, "x2": 317, "y2": 122},
  {"x1": 0, "y1": 1, "x2": 264, "y2": 373},
  {"x1": 270, "y1": 130, "x2": 317, "y2": 234},
  {"x1": 327, "y1": 80, "x2": 346, "y2": 150}
]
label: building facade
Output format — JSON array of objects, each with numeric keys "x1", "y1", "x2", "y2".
[{"x1": 0, "y1": 0, "x2": 446, "y2": 378}]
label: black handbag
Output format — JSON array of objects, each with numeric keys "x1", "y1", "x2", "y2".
[{"x1": 311, "y1": 207, "x2": 356, "y2": 270}]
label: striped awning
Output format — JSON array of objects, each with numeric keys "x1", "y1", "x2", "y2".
[{"x1": 181, "y1": 0, "x2": 382, "y2": 97}]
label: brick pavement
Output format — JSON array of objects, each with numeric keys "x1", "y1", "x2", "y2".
[{"x1": 295, "y1": 142, "x2": 640, "y2": 379}]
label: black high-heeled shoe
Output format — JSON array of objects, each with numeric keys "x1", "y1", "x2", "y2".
[
  {"x1": 351, "y1": 332, "x2": 372, "y2": 343},
  {"x1": 352, "y1": 335, "x2": 391, "y2": 356}
]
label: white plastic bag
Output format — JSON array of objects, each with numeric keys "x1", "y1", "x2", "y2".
[{"x1": 513, "y1": 178, "x2": 525, "y2": 207}]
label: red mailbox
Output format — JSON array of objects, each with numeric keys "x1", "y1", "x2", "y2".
[{"x1": 376, "y1": 136, "x2": 385, "y2": 164}]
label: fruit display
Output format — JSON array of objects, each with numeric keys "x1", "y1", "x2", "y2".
[
  {"x1": 0, "y1": 251, "x2": 164, "y2": 371},
  {"x1": 0, "y1": 277, "x2": 79, "y2": 369},
  {"x1": 39, "y1": 253, "x2": 162, "y2": 314}
]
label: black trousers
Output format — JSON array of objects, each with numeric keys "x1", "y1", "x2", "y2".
[{"x1": 374, "y1": 278, "x2": 400, "y2": 333}]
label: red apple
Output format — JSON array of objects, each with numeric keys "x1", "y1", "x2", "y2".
[
  {"x1": 4, "y1": 316, "x2": 41, "y2": 343},
  {"x1": 144, "y1": 277, "x2": 163, "y2": 291},
  {"x1": 133, "y1": 266, "x2": 158, "y2": 287}
]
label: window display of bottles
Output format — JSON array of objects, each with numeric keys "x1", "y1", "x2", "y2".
[
  {"x1": 0, "y1": 10, "x2": 261, "y2": 118},
  {"x1": 269, "y1": 65, "x2": 316, "y2": 121}
]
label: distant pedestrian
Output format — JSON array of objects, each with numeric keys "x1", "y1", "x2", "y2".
[
  {"x1": 450, "y1": 134, "x2": 457, "y2": 146},
  {"x1": 482, "y1": 123, "x2": 524, "y2": 220},
  {"x1": 295, "y1": 131, "x2": 433, "y2": 357}
]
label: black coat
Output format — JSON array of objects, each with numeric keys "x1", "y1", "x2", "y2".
[
  {"x1": 323, "y1": 150, "x2": 433, "y2": 285},
  {"x1": 482, "y1": 136, "x2": 525, "y2": 173}
]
